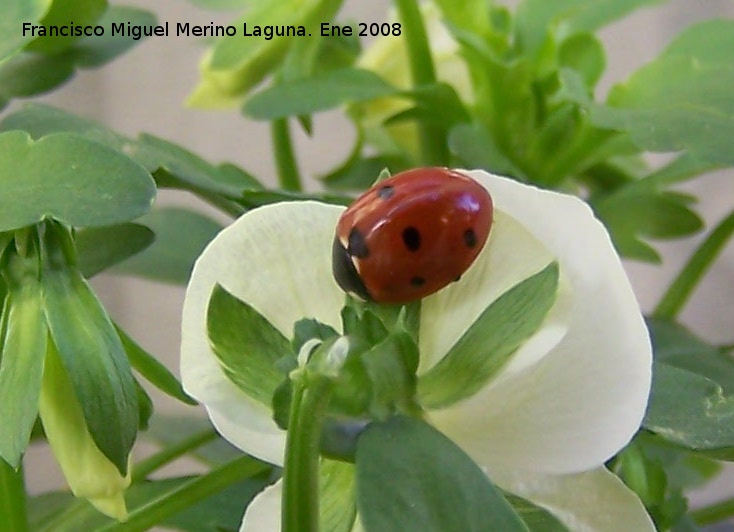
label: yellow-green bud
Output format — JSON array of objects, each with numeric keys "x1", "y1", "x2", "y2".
[{"x1": 39, "y1": 342, "x2": 131, "y2": 521}]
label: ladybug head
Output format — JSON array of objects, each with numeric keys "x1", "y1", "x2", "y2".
[{"x1": 332, "y1": 235, "x2": 371, "y2": 301}]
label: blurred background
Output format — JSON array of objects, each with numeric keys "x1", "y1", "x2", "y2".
[{"x1": 15, "y1": 0, "x2": 734, "y2": 519}]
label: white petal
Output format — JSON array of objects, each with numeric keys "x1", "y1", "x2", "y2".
[
  {"x1": 240, "y1": 481, "x2": 282, "y2": 532},
  {"x1": 181, "y1": 202, "x2": 346, "y2": 465},
  {"x1": 495, "y1": 467, "x2": 655, "y2": 532},
  {"x1": 429, "y1": 172, "x2": 652, "y2": 475}
]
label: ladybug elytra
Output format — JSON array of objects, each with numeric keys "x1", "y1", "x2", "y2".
[{"x1": 332, "y1": 168, "x2": 493, "y2": 304}]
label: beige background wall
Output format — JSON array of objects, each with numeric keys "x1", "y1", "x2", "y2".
[{"x1": 18, "y1": 0, "x2": 734, "y2": 515}]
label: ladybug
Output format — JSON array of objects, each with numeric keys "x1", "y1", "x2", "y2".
[{"x1": 332, "y1": 167, "x2": 493, "y2": 304}]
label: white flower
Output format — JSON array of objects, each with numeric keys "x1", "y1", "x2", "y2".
[{"x1": 180, "y1": 170, "x2": 654, "y2": 531}]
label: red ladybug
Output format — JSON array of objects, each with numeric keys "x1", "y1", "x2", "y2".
[{"x1": 332, "y1": 167, "x2": 494, "y2": 304}]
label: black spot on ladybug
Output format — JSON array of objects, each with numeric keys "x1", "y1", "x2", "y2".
[
  {"x1": 411, "y1": 276, "x2": 426, "y2": 286},
  {"x1": 464, "y1": 228, "x2": 477, "y2": 248},
  {"x1": 348, "y1": 228, "x2": 369, "y2": 258},
  {"x1": 402, "y1": 227, "x2": 421, "y2": 251},
  {"x1": 376, "y1": 185, "x2": 394, "y2": 199}
]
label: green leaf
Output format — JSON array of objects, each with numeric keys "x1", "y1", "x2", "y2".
[
  {"x1": 69, "y1": 6, "x2": 156, "y2": 67},
  {"x1": 75, "y1": 223, "x2": 154, "y2": 278},
  {"x1": 238, "y1": 189, "x2": 352, "y2": 209},
  {"x1": 504, "y1": 493, "x2": 569, "y2": 531},
  {"x1": 0, "y1": 0, "x2": 50, "y2": 61},
  {"x1": 0, "y1": 131, "x2": 155, "y2": 232},
  {"x1": 207, "y1": 284, "x2": 293, "y2": 405},
  {"x1": 0, "y1": 105, "x2": 261, "y2": 200},
  {"x1": 117, "y1": 325, "x2": 197, "y2": 405},
  {"x1": 0, "y1": 6, "x2": 155, "y2": 109},
  {"x1": 188, "y1": 0, "x2": 345, "y2": 105},
  {"x1": 113, "y1": 207, "x2": 223, "y2": 285},
  {"x1": 320, "y1": 459, "x2": 356, "y2": 532},
  {"x1": 564, "y1": 20, "x2": 734, "y2": 164},
  {"x1": 0, "y1": 52, "x2": 75, "y2": 110},
  {"x1": 360, "y1": 332, "x2": 419, "y2": 419},
  {"x1": 648, "y1": 317, "x2": 734, "y2": 395},
  {"x1": 594, "y1": 187, "x2": 702, "y2": 262},
  {"x1": 644, "y1": 362, "x2": 734, "y2": 454},
  {"x1": 448, "y1": 123, "x2": 525, "y2": 179},
  {"x1": 321, "y1": 154, "x2": 408, "y2": 191},
  {"x1": 27, "y1": 0, "x2": 107, "y2": 54},
  {"x1": 42, "y1": 228, "x2": 138, "y2": 474},
  {"x1": 292, "y1": 318, "x2": 339, "y2": 352},
  {"x1": 244, "y1": 68, "x2": 400, "y2": 120},
  {"x1": 514, "y1": 0, "x2": 665, "y2": 57},
  {"x1": 356, "y1": 416, "x2": 528, "y2": 532},
  {"x1": 558, "y1": 33, "x2": 605, "y2": 88},
  {"x1": 138, "y1": 133, "x2": 263, "y2": 198},
  {"x1": 0, "y1": 277, "x2": 47, "y2": 467},
  {"x1": 418, "y1": 262, "x2": 559, "y2": 408}
]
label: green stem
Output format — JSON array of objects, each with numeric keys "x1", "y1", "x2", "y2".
[
  {"x1": 98, "y1": 455, "x2": 269, "y2": 532},
  {"x1": 394, "y1": 0, "x2": 448, "y2": 165},
  {"x1": 0, "y1": 460, "x2": 28, "y2": 532},
  {"x1": 282, "y1": 372, "x2": 335, "y2": 532},
  {"x1": 271, "y1": 119, "x2": 302, "y2": 192},
  {"x1": 654, "y1": 208, "x2": 734, "y2": 320},
  {"x1": 691, "y1": 496, "x2": 734, "y2": 526},
  {"x1": 131, "y1": 429, "x2": 218, "y2": 482}
]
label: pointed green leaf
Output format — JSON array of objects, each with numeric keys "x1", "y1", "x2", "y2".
[
  {"x1": 644, "y1": 362, "x2": 734, "y2": 454},
  {"x1": 75, "y1": 223, "x2": 154, "y2": 278},
  {"x1": 356, "y1": 416, "x2": 528, "y2": 532},
  {"x1": 648, "y1": 317, "x2": 734, "y2": 395},
  {"x1": 113, "y1": 208, "x2": 223, "y2": 285},
  {"x1": 418, "y1": 262, "x2": 559, "y2": 408},
  {"x1": 0, "y1": 131, "x2": 155, "y2": 232},
  {"x1": 320, "y1": 459, "x2": 356, "y2": 532},
  {"x1": 0, "y1": 0, "x2": 51, "y2": 61},
  {"x1": 244, "y1": 68, "x2": 400, "y2": 120},
  {"x1": 207, "y1": 284, "x2": 293, "y2": 405},
  {"x1": 117, "y1": 325, "x2": 196, "y2": 405},
  {"x1": 448, "y1": 123, "x2": 525, "y2": 179},
  {"x1": 504, "y1": 493, "x2": 569, "y2": 531},
  {"x1": 0, "y1": 281, "x2": 47, "y2": 467},
  {"x1": 42, "y1": 241, "x2": 138, "y2": 474}
]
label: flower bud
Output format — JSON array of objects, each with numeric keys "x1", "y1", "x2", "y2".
[{"x1": 39, "y1": 343, "x2": 131, "y2": 521}]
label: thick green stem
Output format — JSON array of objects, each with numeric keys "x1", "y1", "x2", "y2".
[
  {"x1": 271, "y1": 119, "x2": 302, "y2": 192},
  {"x1": 282, "y1": 372, "x2": 335, "y2": 532},
  {"x1": 691, "y1": 496, "x2": 734, "y2": 526},
  {"x1": 654, "y1": 208, "x2": 734, "y2": 320},
  {"x1": 132, "y1": 429, "x2": 218, "y2": 482},
  {"x1": 99, "y1": 455, "x2": 269, "y2": 532},
  {"x1": 0, "y1": 460, "x2": 28, "y2": 532},
  {"x1": 394, "y1": 0, "x2": 449, "y2": 165}
]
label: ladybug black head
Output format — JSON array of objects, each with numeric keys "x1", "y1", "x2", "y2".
[{"x1": 332, "y1": 236, "x2": 371, "y2": 301}]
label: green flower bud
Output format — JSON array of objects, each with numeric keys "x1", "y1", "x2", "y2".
[{"x1": 39, "y1": 342, "x2": 131, "y2": 521}]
